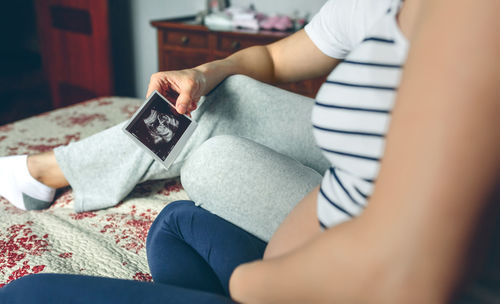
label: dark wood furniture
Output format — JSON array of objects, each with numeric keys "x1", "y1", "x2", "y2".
[
  {"x1": 151, "y1": 17, "x2": 324, "y2": 98},
  {"x1": 35, "y1": 0, "x2": 113, "y2": 108}
]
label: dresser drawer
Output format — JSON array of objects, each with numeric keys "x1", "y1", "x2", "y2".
[
  {"x1": 162, "y1": 29, "x2": 209, "y2": 49},
  {"x1": 160, "y1": 50, "x2": 209, "y2": 70},
  {"x1": 216, "y1": 33, "x2": 278, "y2": 53}
]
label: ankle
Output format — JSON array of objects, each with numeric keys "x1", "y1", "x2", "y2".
[
  {"x1": 27, "y1": 154, "x2": 44, "y2": 182},
  {"x1": 27, "y1": 153, "x2": 68, "y2": 189}
]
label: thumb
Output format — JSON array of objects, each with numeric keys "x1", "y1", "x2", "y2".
[{"x1": 175, "y1": 93, "x2": 191, "y2": 114}]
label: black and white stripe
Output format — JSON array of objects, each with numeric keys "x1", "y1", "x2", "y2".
[{"x1": 313, "y1": 0, "x2": 408, "y2": 229}]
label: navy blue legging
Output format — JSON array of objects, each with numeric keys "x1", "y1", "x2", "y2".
[{"x1": 0, "y1": 201, "x2": 267, "y2": 303}]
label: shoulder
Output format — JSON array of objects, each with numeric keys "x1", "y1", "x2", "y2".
[
  {"x1": 349, "y1": 0, "x2": 396, "y2": 44},
  {"x1": 305, "y1": 0, "x2": 394, "y2": 58}
]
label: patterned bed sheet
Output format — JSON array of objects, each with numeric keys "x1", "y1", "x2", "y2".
[{"x1": 0, "y1": 97, "x2": 189, "y2": 287}]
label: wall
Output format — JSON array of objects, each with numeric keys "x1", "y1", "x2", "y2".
[
  {"x1": 231, "y1": 0, "x2": 325, "y2": 18},
  {"x1": 119, "y1": 0, "x2": 326, "y2": 98},
  {"x1": 113, "y1": 0, "x2": 205, "y2": 97}
]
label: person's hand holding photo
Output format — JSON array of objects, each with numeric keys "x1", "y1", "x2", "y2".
[{"x1": 146, "y1": 69, "x2": 207, "y2": 115}]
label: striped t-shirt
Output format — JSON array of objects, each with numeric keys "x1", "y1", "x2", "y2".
[{"x1": 306, "y1": 0, "x2": 408, "y2": 229}]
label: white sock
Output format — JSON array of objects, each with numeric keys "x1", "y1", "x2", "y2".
[{"x1": 0, "y1": 155, "x2": 56, "y2": 210}]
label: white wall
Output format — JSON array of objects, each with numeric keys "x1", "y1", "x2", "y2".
[
  {"x1": 128, "y1": 0, "x2": 205, "y2": 97},
  {"x1": 231, "y1": 0, "x2": 325, "y2": 18},
  {"x1": 126, "y1": 0, "x2": 326, "y2": 97}
]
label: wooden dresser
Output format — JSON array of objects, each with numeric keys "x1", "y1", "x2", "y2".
[{"x1": 151, "y1": 17, "x2": 324, "y2": 98}]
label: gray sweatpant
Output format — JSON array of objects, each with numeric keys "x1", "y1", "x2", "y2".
[{"x1": 54, "y1": 75, "x2": 329, "y2": 241}]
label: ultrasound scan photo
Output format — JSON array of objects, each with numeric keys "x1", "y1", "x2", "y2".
[
  {"x1": 143, "y1": 109, "x2": 179, "y2": 144},
  {"x1": 123, "y1": 91, "x2": 197, "y2": 166}
]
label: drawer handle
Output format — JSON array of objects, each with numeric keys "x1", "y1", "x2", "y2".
[
  {"x1": 181, "y1": 36, "x2": 190, "y2": 45},
  {"x1": 231, "y1": 41, "x2": 241, "y2": 50}
]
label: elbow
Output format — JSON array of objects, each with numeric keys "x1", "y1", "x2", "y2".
[
  {"x1": 229, "y1": 261, "x2": 277, "y2": 304},
  {"x1": 229, "y1": 263, "x2": 258, "y2": 303}
]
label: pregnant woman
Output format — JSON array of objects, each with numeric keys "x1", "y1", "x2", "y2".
[{"x1": 1, "y1": 0, "x2": 498, "y2": 302}]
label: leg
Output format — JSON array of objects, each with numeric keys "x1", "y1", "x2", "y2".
[
  {"x1": 28, "y1": 151, "x2": 68, "y2": 188},
  {"x1": 2, "y1": 75, "x2": 327, "y2": 212},
  {"x1": 181, "y1": 135, "x2": 323, "y2": 241},
  {"x1": 146, "y1": 200, "x2": 267, "y2": 296},
  {"x1": 0, "y1": 273, "x2": 235, "y2": 304},
  {"x1": 187, "y1": 75, "x2": 329, "y2": 175}
]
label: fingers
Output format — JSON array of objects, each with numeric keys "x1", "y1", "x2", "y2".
[
  {"x1": 175, "y1": 95, "x2": 200, "y2": 115},
  {"x1": 146, "y1": 70, "x2": 204, "y2": 115},
  {"x1": 164, "y1": 89, "x2": 180, "y2": 105},
  {"x1": 184, "y1": 100, "x2": 198, "y2": 117},
  {"x1": 188, "y1": 101, "x2": 198, "y2": 112},
  {"x1": 175, "y1": 93, "x2": 191, "y2": 114},
  {"x1": 175, "y1": 78, "x2": 201, "y2": 114},
  {"x1": 146, "y1": 72, "x2": 164, "y2": 98}
]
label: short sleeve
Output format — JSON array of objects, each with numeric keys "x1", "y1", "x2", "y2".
[{"x1": 305, "y1": 0, "x2": 393, "y2": 59}]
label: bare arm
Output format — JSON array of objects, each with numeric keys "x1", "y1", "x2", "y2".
[
  {"x1": 146, "y1": 30, "x2": 339, "y2": 114},
  {"x1": 229, "y1": 0, "x2": 500, "y2": 302},
  {"x1": 220, "y1": 29, "x2": 338, "y2": 85}
]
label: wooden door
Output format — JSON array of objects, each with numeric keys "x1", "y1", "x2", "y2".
[{"x1": 35, "y1": 0, "x2": 112, "y2": 108}]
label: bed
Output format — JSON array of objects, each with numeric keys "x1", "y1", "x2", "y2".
[
  {"x1": 0, "y1": 97, "x2": 189, "y2": 286},
  {"x1": 2, "y1": 96, "x2": 500, "y2": 303}
]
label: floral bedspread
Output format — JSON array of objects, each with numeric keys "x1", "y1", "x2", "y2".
[{"x1": 0, "y1": 97, "x2": 189, "y2": 287}]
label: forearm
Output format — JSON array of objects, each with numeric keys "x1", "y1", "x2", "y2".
[
  {"x1": 193, "y1": 45, "x2": 276, "y2": 95},
  {"x1": 230, "y1": 217, "x2": 383, "y2": 304},
  {"x1": 230, "y1": 217, "x2": 444, "y2": 304},
  {"x1": 146, "y1": 43, "x2": 286, "y2": 113},
  {"x1": 193, "y1": 29, "x2": 339, "y2": 96}
]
